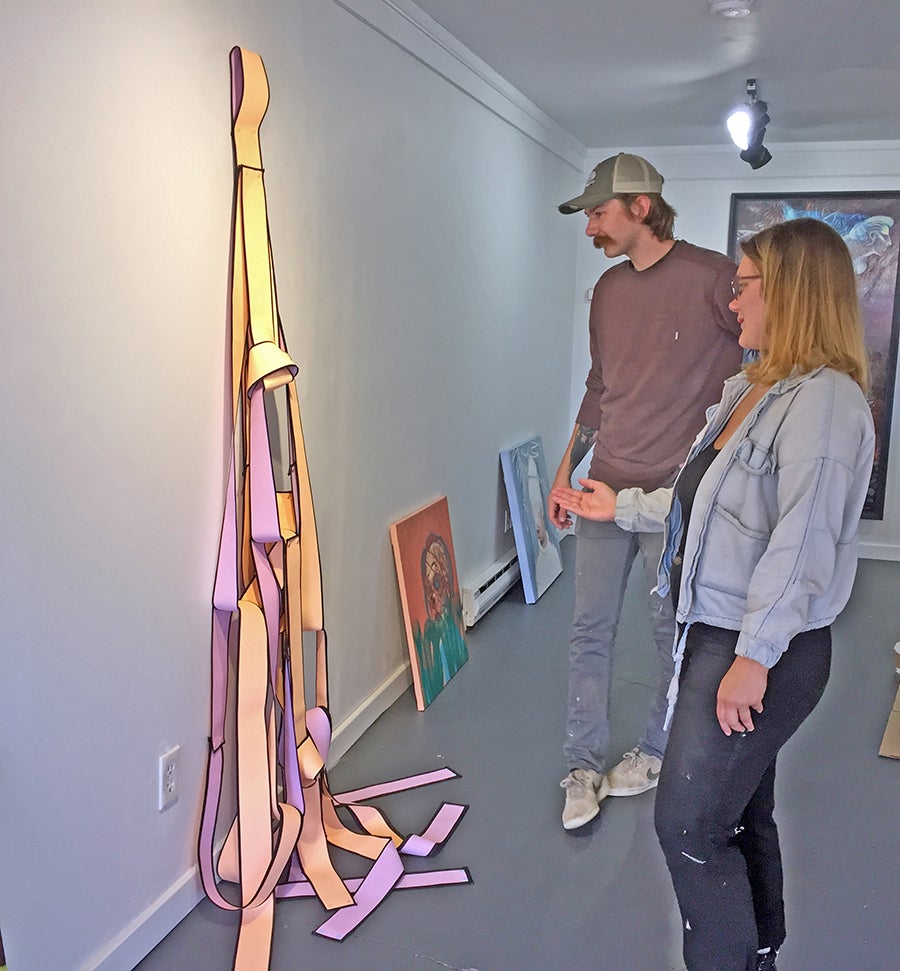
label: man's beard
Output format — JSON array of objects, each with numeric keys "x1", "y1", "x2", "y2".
[{"x1": 592, "y1": 235, "x2": 614, "y2": 251}]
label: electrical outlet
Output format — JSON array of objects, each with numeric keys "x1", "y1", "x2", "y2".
[
  {"x1": 158, "y1": 745, "x2": 180, "y2": 812},
  {"x1": 503, "y1": 509, "x2": 512, "y2": 533}
]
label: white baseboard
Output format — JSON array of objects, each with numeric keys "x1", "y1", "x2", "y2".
[
  {"x1": 82, "y1": 667, "x2": 411, "y2": 970},
  {"x1": 329, "y1": 661, "x2": 411, "y2": 765},
  {"x1": 84, "y1": 851, "x2": 212, "y2": 971},
  {"x1": 859, "y1": 541, "x2": 900, "y2": 561}
]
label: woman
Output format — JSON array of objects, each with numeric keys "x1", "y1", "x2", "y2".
[{"x1": 550, "y1": 218, "x2": 875, "y2": 971}]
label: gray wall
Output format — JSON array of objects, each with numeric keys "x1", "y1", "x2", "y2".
[{"x1": 0, "y1": 2, "x2": 582, "y2": 968}]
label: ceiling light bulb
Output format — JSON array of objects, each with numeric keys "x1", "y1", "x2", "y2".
[
  {"x1": 727, "y1": 108, "x2": 751, "y2": 150},
  {"x1": 709, "y1": 0, "x2": 753, "y2": 17}
]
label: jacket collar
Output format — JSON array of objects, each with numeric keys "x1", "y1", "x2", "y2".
[{"x1": 723, "y1": 364, "x2": 826, "y2": 399}]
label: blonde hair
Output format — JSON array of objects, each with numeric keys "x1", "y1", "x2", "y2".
[{"x1": 741, "y1": 217, "x2": 869, "y2": 392}]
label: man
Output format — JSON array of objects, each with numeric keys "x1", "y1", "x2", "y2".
[{"x1": 550, "y1": 153, "x2": 742, "y2": 830}]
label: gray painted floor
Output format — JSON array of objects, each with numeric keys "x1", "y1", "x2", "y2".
[{"x1": 136, "y1": 542, "x2": 900, "y2": 970}]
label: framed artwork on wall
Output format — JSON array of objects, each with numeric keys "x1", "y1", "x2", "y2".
[
  {"x1": 389, "y1": 497, "x2": 468, "y2": 710},
  {"x1": 728, "y1": 191, "x2": 900, "y2": 519},
  {"x1": 500, "y1": 436, "x2": 563, "y2": 603}
]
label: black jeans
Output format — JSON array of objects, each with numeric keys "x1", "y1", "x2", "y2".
[{"x1": 654, "y1": 623, "x2": 831, "y2": 971}]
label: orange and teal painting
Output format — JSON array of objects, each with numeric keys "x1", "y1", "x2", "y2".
[{"x1": 390, "y1": 497, "x2": 468, "y2": 709}]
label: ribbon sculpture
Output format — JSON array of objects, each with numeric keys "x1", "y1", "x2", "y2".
[{"x1": 198, "y1": 47, "x2": 470, "y2": 970}]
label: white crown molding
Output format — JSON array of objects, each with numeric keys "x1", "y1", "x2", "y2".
[
  {"x1": 585, "y1": 140, "x2": 900, "y2": 180},
  {"x1": 589, "y1": 139, "x2": 900, "y2": 156},
  {"x1": 330, "y1": 0, "x2": 587, "y2": 170}
]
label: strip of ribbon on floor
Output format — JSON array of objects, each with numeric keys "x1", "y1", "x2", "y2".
[{"x1": 197, "y1": 46, "x2": 470, "y2": 969}]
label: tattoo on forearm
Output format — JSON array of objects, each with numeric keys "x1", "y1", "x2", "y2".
[{"x1": 568, "y1": 424, "x2": 597, "y2": 476}]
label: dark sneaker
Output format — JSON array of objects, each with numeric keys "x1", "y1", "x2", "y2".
[{"x1": 756, "y1": 948, "x2": 779, "y2": 970}]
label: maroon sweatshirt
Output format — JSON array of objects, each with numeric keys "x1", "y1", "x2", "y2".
[{"x1": 576, "y1": 240, "x2": 742, "y2": 492}]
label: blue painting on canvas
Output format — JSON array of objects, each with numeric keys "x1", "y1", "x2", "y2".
[{"x1": 500, "y1": 437, "x2": 563, "y2": 604}]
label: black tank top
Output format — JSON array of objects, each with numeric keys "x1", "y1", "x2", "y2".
[{"x1": 670, "y1": 442, "x2": 720, "y2": 612}]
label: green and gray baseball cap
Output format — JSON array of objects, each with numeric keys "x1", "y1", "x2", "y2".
[{"x1": 558, "y1": 153, "x2": 664, "y2": 214}]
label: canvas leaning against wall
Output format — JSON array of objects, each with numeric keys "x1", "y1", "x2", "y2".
[
  {"x1": 729, "y1": 192, "x2": 900, "y2": 520},
  {"x1": 500, "y1": 437, "x2": 563, "y2": 603},
  {"x1": 390, "y1": 497, "x2": 468, "y2": 710}
]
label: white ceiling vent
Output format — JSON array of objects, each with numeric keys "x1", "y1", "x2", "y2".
[{"x1": 709, "y1": 0, "x2": 754, "y2": 17}]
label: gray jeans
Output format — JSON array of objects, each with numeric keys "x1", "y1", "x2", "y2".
[{"x1": 565, "y1": 517, "x2": 675, "y2": 773}]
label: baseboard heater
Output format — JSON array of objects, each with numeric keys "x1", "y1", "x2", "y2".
[{"x1": 461, "y1": 547, "x2": 520, "y2": 627}]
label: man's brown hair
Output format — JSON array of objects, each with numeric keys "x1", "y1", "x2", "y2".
[{"x1": 617, "y1": 193, "x2": 677, "y2": 241}]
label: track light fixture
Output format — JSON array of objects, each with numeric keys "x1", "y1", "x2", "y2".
[{"x1": 726, "y1": 78, "x2": 772, "y2": 169}]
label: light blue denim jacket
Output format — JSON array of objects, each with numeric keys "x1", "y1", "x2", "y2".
[{"x1": 617, "y1": 366, "x2": 875, "y2": 670}]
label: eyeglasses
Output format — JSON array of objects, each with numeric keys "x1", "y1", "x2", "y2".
[{"x1": 731, "y1": 275, "x2": 761, "y2": 298}]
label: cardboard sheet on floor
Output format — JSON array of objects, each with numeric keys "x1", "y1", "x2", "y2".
[{"x1": 878, "y1": 684, "x2": 900, "y2": 759}]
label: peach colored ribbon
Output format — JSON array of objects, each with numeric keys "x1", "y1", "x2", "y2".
[{"x1": 197, "y1": 46, "x2": 469, "y2": 968}]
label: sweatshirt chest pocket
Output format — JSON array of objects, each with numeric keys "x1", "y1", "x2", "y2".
[{"x1": 648, "y1": 313, "x2": 689, "y2": 351}]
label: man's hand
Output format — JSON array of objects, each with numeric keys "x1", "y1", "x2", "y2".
[
  {"x1": 716, "y1": 656, "x2": 769, "y2": 735},
  {"x1": 548, "y1": 474, "x2": 574, "y2": 529},
  {"x1": 549, "y1": 478, "x2": 617, "y2": 522},
  {"x1": 549, "y1": 423, "x2": 598, "y2": 530}
]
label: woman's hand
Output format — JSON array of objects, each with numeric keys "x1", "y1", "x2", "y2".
[
  {"x1": 716, "y1": 656, "x2": 769, "y2": 735},
  {"x1": 549, "y1": 478, "x2": 617, "y2": 522}
]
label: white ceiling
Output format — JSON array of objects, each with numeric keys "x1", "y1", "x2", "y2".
[{"x1": 411, "y1": 0, "x2": 900, "y2": 149}]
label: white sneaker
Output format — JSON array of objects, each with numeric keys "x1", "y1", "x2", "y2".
[
  {"x1": 606, "y1": 747, "x2": 662, "y2": 796},
  {"x1": 560, "y1": 768, "x2": 610, "y2": 830}
]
